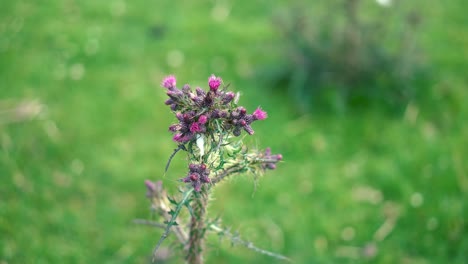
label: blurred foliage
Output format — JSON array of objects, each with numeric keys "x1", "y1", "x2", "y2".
[{"x1": 261, "y1": 0, "x2": 427, "y2": 113}]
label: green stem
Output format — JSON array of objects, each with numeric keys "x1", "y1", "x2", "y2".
[{"x1": 186, "y1": 187, "x2": 209, "y2": 264}]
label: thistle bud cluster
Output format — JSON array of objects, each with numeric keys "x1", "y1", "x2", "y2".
[
  {"x1": 159, "y1": 74, "x2": 281, "y2": 193},
  {"x1": 261, "y1": 148, "x2": 283, "y2": 170},
  {"x1": 161, "y1": 74, "x2": 268, "y2": 143},
  {"x1": 181, "y1": 163, "x2": 211, "y2": 191}
]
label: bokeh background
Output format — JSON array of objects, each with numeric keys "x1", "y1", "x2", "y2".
[{"x1": 1, "y1": 0, "x2": 467, "y2": 263}]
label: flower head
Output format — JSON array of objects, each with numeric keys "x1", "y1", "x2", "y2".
[
  {"x1": 253, "y1": 107, "x2": 268, "y2": 120},
  {"x1": 208, "y1": 74, "x2": 222, "y2": 91},
  {"x1": 144, "y1": 180, "x2": 164, "y2": 198},
  {"x1": 162, "y1": 75, "x2": 177, "y2": 89},
  {"x1": 163, "y1": 75, "x2": 270, "y2": 140},
  {"x1": 198, "y1": 115, "x2": 208, "y2": 125},
  {"x1": 190, "y1": 122, "x2": 201, "y2": 133},
  {"x1": 173, "y1": 133, "x2": 193, "y2": 143},
  {"x1": 145, "y1": 180, "x2": 156, "y2": 193}
]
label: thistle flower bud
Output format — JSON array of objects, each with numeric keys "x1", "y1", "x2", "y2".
[
  {"x1": 176, "y1": 112, "x2": 184, "y2": 122},
  {"x1": 221, "y1": 92, "x2": 235, "y2": 104},
  {"x1": 190, "y1": 122, "x2": 201, "y2": 133},
  {"x1": 167, "y1": 89, "x2": 183, "y2": 100},
  {"x1": 198, "y1": 115, "x2": 208, "y2": 125},
  {"x1": 173, "y1": 133, "x2": 184, "y2": 142},
  {"x1": 169, "y1": 124, "x2": 180, "y2": 132},
  {"x1": 182, "y1": 177, "x2": 191, "y2": 183},
  {"x1": 194, "y1": 182, "x2": 202, "y2": 192},
  {"x1": 204, "y1": 91, "x2": 214, "y2": 106},
  {"x1": 243, "y1": 115, "x2": 253, "y2": 123},
  {"x1": 243, "y1": 125, "x2": 254, "y2": 135},
  {"x1": 252, "y1": 107, "x2": 268, "y2": 120},
  {"x1": 189, "y1": 163, "x2": 198, "y2": 171},
  {"x1": 190, "y1": 173, "x2": 199, "y2": 181},
  {"x1": 144, "y1": 180, "x2": 158, "y2": 198},
  {"x1": 200, "y1": 175, "x2": 210, "y2": 183},
  {"x1": 191, "y1": 95, "x2": 204, "y2": 105},
  {"x1": 182, "y1": 163, "x2": 211, "y2": 191},
  {"x1": 182, "y1": 84, "x2": 191, "y2": 93},
  {"x1": 195, "y1": 87, "x2": 206, "y2": 97},
  {"x1": 173, "y1": 133, "x2": 193, "y2": 143},
  {"x1": 238, "y1": 107, "x2": 247, "y2": 116},
  {"x1": 162, "y1": 75, "x2": 176, "y2": 89},
  {"x1": 183, "y1": 111, "x2": 195, "y2": 121},
  {"x1": 208, "y1": 74, "x2": 222, "y2": 91},
  {"x1": 233, "y1": 127, "x2": 241, "y2": 136},
  {"x1": 219, "y1": 111, "x2": 228, "y2": 118},
  {"x1": 231, "y1": 110, "x2": 240, "y2": 118},
  {"x1": 145, "y1": 180, "x2": 156, "y2": 192}
]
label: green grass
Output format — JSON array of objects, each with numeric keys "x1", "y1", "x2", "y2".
[{"x1": 1, "y1": 0, "x2": 467, "y2": 263}]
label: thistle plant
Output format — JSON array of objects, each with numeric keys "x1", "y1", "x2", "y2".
[{"x1": 140, "y1": 75, "x2": 288, "y2": 263}]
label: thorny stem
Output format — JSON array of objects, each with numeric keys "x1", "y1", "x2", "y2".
[
  {"x1": 209, "y1": 224, "x2": 293, "y2": 262},
  {"x1": 186, "y1": 187, "x2": 209, "y2": 264},
  {"x1": 211, "y1": 158, "x2": 281, "y2": 184},
  {"x1": 133, "y1": 219, "x2": 188, "y2": 244},
  {"x1": 151, "y1": 188, "x2": 194, "y2": 262},
  {"x1": 134, "y1": 219, "x2": 293, "y2": 262},
  {"x1": 165, "y1": 144, "x2": 186, "y2": 174}
]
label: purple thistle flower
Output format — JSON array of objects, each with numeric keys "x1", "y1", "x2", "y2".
[
  {"x1": 173, "y1": 133, "x2": 193, "y2": 143},
  {"x1": 253, "y1": 107, "x2": 268, "y2": 120},
  {"x1": 162, "y1": 75, "x2": 176, "y2": 89},
  {"x1": 145, "y1": 180, "x2": 163, "y2": 198},
  {"x1": 145, "y1": 180, "x2": 156, "y2": 192},
  {"x1": 208, "y1": 74, "x2": 222, "y2": 91},
  {"x1": 198, "y1": 115, "x2": 208, "y2": 125},
  {"x1": 190, "y1": 122, "x2": 201, "y2": 133},
  {"x1": 169, "y1": 124, "x2": 180, "y2": 132}
]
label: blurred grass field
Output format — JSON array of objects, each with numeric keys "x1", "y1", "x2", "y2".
[{"x1": 1, "y1": 0, "x2": 467, "y2": 263}]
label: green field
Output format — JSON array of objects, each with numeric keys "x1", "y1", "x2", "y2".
[{"x1": 1, "y1": 0, "x2": 467, "y2": 263}]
